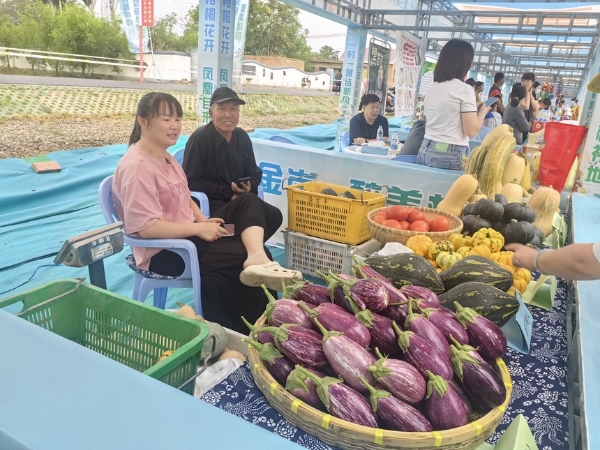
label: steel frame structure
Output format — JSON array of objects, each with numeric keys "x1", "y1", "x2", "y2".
[{"x1": 289, "y1": 0, "x2": 599, "y2": 93}]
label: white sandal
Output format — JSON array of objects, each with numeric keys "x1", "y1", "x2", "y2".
[{"x1": 239, "y1": 262, "x2": 302, "y2": 291}]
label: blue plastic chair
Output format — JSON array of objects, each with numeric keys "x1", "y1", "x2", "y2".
[
  {"x1": 173, "y1": 148, "x2": 185, "y2": 165},
  {"x1": 98, "y1": 176, "x2": 204, "y2": 315},
  {"x1": 269, "y1": 135, "x2": 296, "y2": 145}
]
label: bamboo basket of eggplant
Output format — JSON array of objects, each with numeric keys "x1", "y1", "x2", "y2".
[{"x1": 245, "y1": 273, "x2": 512, "y2": 450}]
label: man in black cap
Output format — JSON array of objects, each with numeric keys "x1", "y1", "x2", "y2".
[{"x1": 183, "y1": 87, "x2": 265, "y2": 213}]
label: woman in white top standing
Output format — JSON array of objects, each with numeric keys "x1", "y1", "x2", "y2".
[{"x1": 417, "y1": 39, "x2": 490, "y2": 171}]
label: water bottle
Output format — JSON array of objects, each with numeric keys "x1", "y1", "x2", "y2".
[
  {"x1": 338, "y1": 134, "x2": 344, "y2": 152},
  {"x1": 390, "y1": 132, "x2": 399, "y2": 155},
  {"x1": 376, "y1": 125, "x2": 383, "y2": 142}
]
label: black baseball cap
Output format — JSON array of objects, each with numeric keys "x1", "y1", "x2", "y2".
[{"x1": 210, "y1": 87, "x2": 246, "y2": 105}]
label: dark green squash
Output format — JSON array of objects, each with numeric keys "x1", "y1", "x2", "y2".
[
  {"x1": 439, "y1": 255, "x2": 514, "y2": 292},
  {"x1": 461, "y1": 215, "x2": 492, "y2": 235},
  {"x1": 490, "y1": 220, "x2": 506, "y2": 232},
  {"x1": 502, "y1": 219, "x2": 536, "y2": 245},
  {"x1": 462, "y1": 202, "x2": 477, "y2": 216},
  {"x1": 503, "y1": 202, "x2": 536, "y2": 223},
  {"x1": 494, "y1": 194, "x2": 508, "y2": 206},
  {"x1": 364, "y1": 253, "x2": 445, "y2": 293},
  {"x1": 321, "y1": 188, "x2": 338, "y2": 196},
  {"x1": 439, "y1": 281, "x2": 519, "y2": 326},
  {"x1": 528, "y1": 235, "x2": 542, "y2": 249},
  {"x1": 532, "y1": 226, "x2": 544, "y2": 242},
  {"x1": 476, "y1": 198, "x2": 505, "y2": 221}
]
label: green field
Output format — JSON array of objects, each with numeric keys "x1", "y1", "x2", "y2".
[{"x1": 0, "y1": 84, "x2": 339, "y2": 119}]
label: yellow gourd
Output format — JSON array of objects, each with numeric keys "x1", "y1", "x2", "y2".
[
  {"x1": 437, "y1": 174, "x2": 479, "y2": 217},
  {"x1": 512, "y1": 278, "x2": 528, "y2": 294},
  {"x1": 489, "y1": 251, "x2": 514, "y2": 266},
  {"x1": 515, "y1": 267, "x2": 532, "y2": 285},
  {"x1": 501, "y1": 153, "x2": 526, "y2": 186},
  {"x1": 472, "y1": 228, "x2": 505, "y2": 253},
  {"x1": 406, "y1": 235, "x2": 434, "y2": 257},
  {"x1": 468, "y1": 188, "x2": 487, "y2": 203},
  {"x1": 436, "y1": 250, "x2": 462, "y2": 270},
  {"x1": 448, "y1": 234, "x2": 472, "y2": 249},
  {"x1": 497, "y1": 262, "x2": 515, "y2": 275},
  {"x1": 468, "y1": 245, "x2": 492, "y2": 259},
  {"x1": 480, "y1": 133, "x2": 516, "y2": 197},
  {"x1": 428, "y1": 258, "x2": 439, "y2": 269},
  {"x1": 529, "y1": 186, "x2": 561, "y2": 238},
  {"x1": 500, "y1": 182, "x2": 524, "y2": 204},
  {"x1": 175, "y1": 302, "x2": 197, "y2": 319},
  {"x1": 428, "y1": 240, "x2": 454, "y2": 260},
  {"x1": 520, "y1": 158, "x2": 531, "y2": 192},
  {"x1": 456, "y1": 246, "x2": 472, "y2": 257}
]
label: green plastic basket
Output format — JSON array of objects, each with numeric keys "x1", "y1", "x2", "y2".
[{"x1": 0, "y1": 279, "x2": 208, "y2": 395}]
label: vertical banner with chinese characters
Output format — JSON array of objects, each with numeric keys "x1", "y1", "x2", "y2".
[
  {"x1": 119, "y1": 0, "x2": 149, "y2": 53},
  {"x1": 394, "y1": 31, "x2": 422, "y2": 117},
  {"x1": 575, "y1": 107, "x2": 600, "y2": 196},
  {"x1": 233, "y1": 0, "x2": 250, "y2": 92},
  {"x1": 338, "y1": 26, "x2": 367, "y2": 118},
  {"x1": 197, "y1": 0, "x2": 236, "y2": 125},
  {"x1": 141, "y1": 0, "x2": 154, "y2": 27},
  {"x1": 367, "y1": 40, "x2": 391, "y2": 112}
]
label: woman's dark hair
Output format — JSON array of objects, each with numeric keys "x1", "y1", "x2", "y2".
[
  {"x1": 129, "y1": 92, "x2": 183, "y2": 145},
  {"x1": 433, "y1": 39, "x2": 474, "y2": 83},
  {"x1": 359, "y1": 93, "x2": 381, "y2": 111},
  {"x1": 509, "y1": 85, "x2": 527, "y2": 107},
  {"x1": 533, "y1": 81, "x2": 541, "y2": 89},
  {"x1": 521, "y1": 72, "x2": 535, "y2": 82},
  {"x1": 465, "y1": 78, "x2": 476, "y2": 87}
]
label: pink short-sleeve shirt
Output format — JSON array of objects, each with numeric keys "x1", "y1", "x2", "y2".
[{"x1": 112, "y1": 145, "x2": 195, "y2": 270}]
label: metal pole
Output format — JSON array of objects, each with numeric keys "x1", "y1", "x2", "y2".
[{"x1": 139, "y1": 26, "x2": 144, "y2": 83}]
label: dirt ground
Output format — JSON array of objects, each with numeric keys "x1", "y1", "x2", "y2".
[{"x1": 0, "y1": 111, "x2": 339, "y2": 160}]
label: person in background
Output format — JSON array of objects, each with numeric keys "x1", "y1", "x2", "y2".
[
  {"x1": 113, "y1": 92, "x2": 301, "y2": 334},
  {"x1": 474, "y1": 81, "x2": 485, "y2": 103},
  {"x1": 488, "y1": 72, "x2": 505, "y2": 116},
  {"x1": 503, "y1": 85, "x2": 531, "y2": 145},
  {"x1": 507, "y1": 243, "x2": 600, "y2": 281},
  {"x1": 349, "y1": 93, "x2": 389, "y2": 145},
  {"x1": 572, "y1": 99, "x2": 580, "y2": 121},
  {"x1": 465, "y1": 78, "x2": 476, "y2": 88},
  {"x1": 520, "y1": 73, "x2": 539, "y2": 126},
  {"x1": 483, "y1": 101, "x2": 503, "y2": 129},
  {"x1": 417, "y1": 39, "x2": 490, "y2": 171}
]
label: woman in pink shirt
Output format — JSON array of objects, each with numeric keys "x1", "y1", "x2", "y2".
[{"x1": 112, "y1": 92, "x2": 301, "y2": 332}]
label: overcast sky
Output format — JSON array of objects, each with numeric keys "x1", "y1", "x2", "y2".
[{"x1": 154, "y1": 0, "x2": 348, "y2": 53}]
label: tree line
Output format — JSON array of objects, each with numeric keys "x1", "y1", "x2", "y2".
[{"x1": 0, "y1": 0, "x2": 340, "y2": 76}]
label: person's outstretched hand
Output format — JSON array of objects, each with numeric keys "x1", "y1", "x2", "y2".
[{"x1": 505, "y1": 243, "x2": 538, "y2": 271}]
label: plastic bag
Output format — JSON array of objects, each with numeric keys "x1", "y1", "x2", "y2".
[
  {"x1": 371, "y1": 242, "x2": 413, "y2": 257},
  {"x1": 194, "y1": 358, "x2": 243, "y2": 398}
]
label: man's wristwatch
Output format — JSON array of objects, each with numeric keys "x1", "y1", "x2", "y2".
[{"x1": 532, "y1": 249, "x2": 551, "y2": 275}]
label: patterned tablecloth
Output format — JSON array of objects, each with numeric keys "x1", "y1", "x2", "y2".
[{"x1": 201, "y1": 279, "x2": 569, "y2": 450}]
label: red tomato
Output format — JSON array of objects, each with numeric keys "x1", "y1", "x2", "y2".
[
  {"x1": 386, "y1": 205, "x2": 409, "y2": 221},
  {"x1": 372, "y1": 213, "x2": 387, "y2": 225},
  {"x1": 409, "y1": 220, "x2": 430, "y2": 232},
  {"x1": 398, "y1": 220, "x2": 410, "y2": 230},
  {"x1": 430, "y1": 215, "x2": 450, "y2": 232},
  {"x1": 408, "y1": 209, "x2": 426, "y2": 223},
  {"x1": 383, "y1": 219, "x2": 401, "y2": 229}
]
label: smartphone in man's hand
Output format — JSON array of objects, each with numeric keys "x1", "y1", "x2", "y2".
[
  {"x1": 484, "y1": 97, "x2": 498, "y2": 107},
  {"x1": 236, "y1": 177, "x2": 251, "y2": 188}
]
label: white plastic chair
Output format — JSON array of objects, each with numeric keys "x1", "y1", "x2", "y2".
[{"x1": 98, "y1": 176, "x2": 206, "y2": 315}]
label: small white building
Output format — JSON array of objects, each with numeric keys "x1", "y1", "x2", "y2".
[{"x1": 241, "y1": 59, "x2": 331, "y2": 91}]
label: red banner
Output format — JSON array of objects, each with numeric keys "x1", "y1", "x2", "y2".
[{"x1": 141, "y1": 0, "x2": 154, "y2": 27}]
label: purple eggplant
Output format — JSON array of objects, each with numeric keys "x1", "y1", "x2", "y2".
[
  {"x1": 242, "y1": 316, "x2": 275, "y2": 344},
  {"x1": 285, "y1": 367, "x2": 326, "y2": 410},
  {"x1": 283, "y1": 281, "x2": 331, "y2": 306},
  {"x1": 262, "y1": 286, "x2": 313, "y2": 329},
  {"x1": 455, "y1": 302, "x2": 507, "y2": 360},
  {"x1": 298, "y1": 301, "x2": 371, "y2": 348},
  {"x1": 264, "y1": 324, "x2": 327, "y2": 369},
  {"x1": 359, "y1": 375, "x2": 432, "y2": 432},
  {"x1": 321, "y1": 271, "x2": 389, "y2": 312},
  {"x1": 246, "y1": 338, "x2": 294, "y2": 386},
  {"x1": 353, "y1": 257, "x2": 394, "y2": 286},
  {"x1": 368, "y1": 348, "x2": 426, "y2": 404},
  {"x1": 404, "y1": 300, "x2": 451, "y2": 361},
  {"x1": 295, "y1": 367, "x2": 378, "y2": 427},
  {"x1": 393, "y1": 322, "x2": 453, "y2": 380},
  {"x1": 380, "y1": 286, "x2": 410, "y2": 324},
  {"x1": 447, "y1": 379, "x2": 473, "y2": 416},
  {"x1": 369, "y1": 312, "x2": 403, "y2": 358},
  {"x1": 419, "y1": 305, "x2": 469, "y2": 345},
  {"x1": 450, "y1": 344, "x2": 506, "y2": 411},
  {"x1": 424, "y1": 371, "x2": 469, "y2": 430},
  {"x1": 401, "y1": 285, "x2": 441, "y2": 304},
  {"x1": 311, "y1": 317, "x2": 376, "y2": 393}
]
